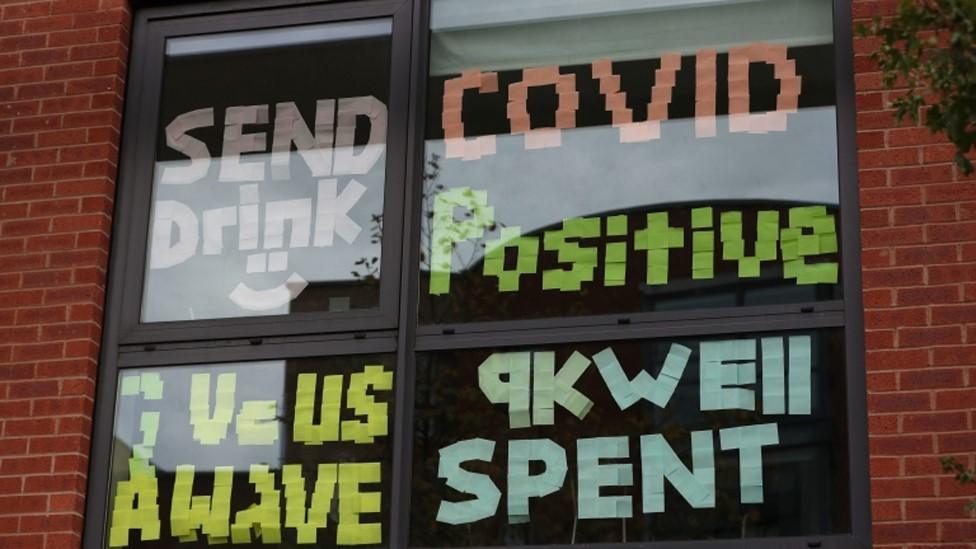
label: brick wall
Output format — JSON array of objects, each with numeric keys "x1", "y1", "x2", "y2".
[
  {"x1": 1, "y1": 0, "x2": 975, "y2": 548},
  {"x1": 0, "y1": 1, "x2": 130, "y2": 548},
  {"x1": 852, "y1": 0, "x2": 976, "y2": 547}
]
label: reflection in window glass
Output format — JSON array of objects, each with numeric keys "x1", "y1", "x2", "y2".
[
  {"x1": 420, "y1": 0, "x2": 842, "y2": 324},
  {"x1": 411, "y1": 330, "x2": 850, "y2": 545},
  {"x1": 104, "y1": 356, "x2": 395, "y2": 547},
  {"x1": 143, "y1": 19, "x2": 392, "y2": 322}
]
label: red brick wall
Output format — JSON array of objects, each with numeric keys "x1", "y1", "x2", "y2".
[
  {"x1": 0, "y1": 1, "x2": 130, "y2": 548},
  {"x1": 1, "y1": 0, "x2": 975, "y2": 548},
  {"x1": 853, "y1": 0, "x2": 976, "y2": 547}
]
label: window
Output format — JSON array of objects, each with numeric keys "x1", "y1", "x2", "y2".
[
  {"x1": 84, "y1": 1, "x2": 868, "y2": 548},
  {"x1": 145, "y1": 18, "x2": 394, "y2": 322}
]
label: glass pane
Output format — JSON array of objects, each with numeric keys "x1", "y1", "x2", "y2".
[
  {"x1": 420, "y1": 0, "x2": 842, "y2": 324},
  {"x1": 142, "y1": 19, "x2": 392, "y2": 322},
  {"x1": 411, "y1": 329, "x2": 849, "y2": 545},
  {"x1": 104, "y1": 355, "x2": 395, "y2": 547}
]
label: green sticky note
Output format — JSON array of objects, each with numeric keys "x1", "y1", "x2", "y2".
[
  {"x1": 691, "y1": 207, "x2": 713, "y2": 229},
  {"x1": 605, "y1": 263, "x2": 626, "y2": 285},
  {"x1": 813, "y1": 216, "x2": 835, "y2": 233},
  {"x1": 757, "y1": 215, "x2": 780, "y2": 240},
  {"x1": 605, "y1": 242, "x2": 626, "y2": 263},
  {"x1": 756, "y1": 240, "x2": 777, "y2": 259},
  {"x1": 606, "y1": 215, "x2": 627, "y2": 236},
  {"x1": 820, "y1": 233, "x2": 838, "y2": 253},
  {"x1": 781, "y1": 243, "x2": 799, "y2": 261},
  {"x1": 189, "y1": 373, "x2": 235, "y2": 445},
  {"x1": 483, "y1": 226, "x2": 540, "y2": 293},
  {"x1": 120, "y1": 375, "x2": 140, "y2": 396},
  {"x1": 336, "y1": 463, "x2": 382, "y2": 544},
  {"x1": 720, "y1": 221, "x2": 741, "y2": 242},
  {"x1": 428, "y1": 187, "x2": 495, "y2": 295},
  {"x1": 813, "y1": 262, "x2": 839, "y2": 284},
  {"x1": 693, "y1": 231, "x2": 714, "y2": 252},
  {"x1": 738, "y1": 257, "x2": 760, "y2": 278},
  {"x1": 141, "y1": 373, "x2": 163, "y2": 400},
  {"x1": 797, "y1": 234, "x2": 820, "y2": 255},
  {"x1": 692, "y1": 251, "x2": 713, "y2": 279},
  {"x1": 634, "y1": 212, "x2": 683, "y2": 285},
  {"x1": 723, "y1": 240, "x2": 745, "y2": 259}
]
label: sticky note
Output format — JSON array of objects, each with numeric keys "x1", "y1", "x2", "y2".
[
  {"x1": 108, "y1": 458, "x2": 161, "y2": 547},
  {"x1": 788, "y1": 336, "x2": 812, "y2": 415},
  {"x1": 293, "y1": 373, "x2": 342, "y2": 444},
  {"x1": 120, "y1": 375, "x2": 140, "y2": 396},
  {"x1": 721, "y1": 210, "x2": 779, "y2": 278},
  {"x1": 699, "y1": 339, "x2": 756, "y2": 411},
  {"x1": 483, "y1": 227, "x2": 539, "y2": 292},
  {"x1": 761, "y1": 337, "x2": 786, "y2": 415},
  {"x1": 640, "y1": 430, "x2": 715, "y2": 513},
  {"x1": 133, "y1": 411, "x2": 160, "y2": 460},
  {"x1": 691, "y1": 207, "x2": 712, "y2": 229},
  {"x1": 532, "y1": 351, "x2": 593, "y2": 424},
  {"x1": 634, "y1": 212, "x2": 684, "y2": 285},
  {"x1": 542, "y1": 217, "x2": 600, "y2": 292},
  {"x1": 429, "y1": 187, "x2": 495, "y2": 295},
  {"x1": 606, "y1": 215, "x2": 627, "y2": 236},
  {"x1": 283, "y1": 463, "x2": 337, "y2": 543},
  {"x1": 139, "y1": 373, "x2": 163, "y2": 400},
  {"x1": 236, "y1": 400, "x2": 278, "y2": 446},
  {"x1": 478, "y1": 352, "x2": 532, "y2": 429},
  {"x1": 337, "y1": 463, "x2": 382, "y2": 545},
  {"x1": 170, "y1": 465, "x2": 233, "y2": 542},
  {"x1": 342, "y1": 365, "x2": 393, "y2": 444},
  {"x1": 231, "y1": 465, "x2": 281, "y2": 544},
  {"x1": 719, "y1": 423, "x2": 780, "y2": 504},
  {"x1": 781, "y1": 206, "x2": 839, "y2": 285},
  {"x1": 507, "y1": 439, "x2": 568, "y2": 523},
  {"x1": 436, "y1": 438, "x2": 501, "y2": 525},
  {"x1": 594, "y1": 345, "x2": 690, "y2": 411},
  {"x1": 188, "y1": 373, "x2": 235, "y2": 446},
  {"x1": 577, "y1": 437, "x2": 632, "y2": 519}
]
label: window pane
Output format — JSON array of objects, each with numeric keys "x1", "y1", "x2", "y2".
[
  {"x1": 104, "y1": 355, "x2": 395, "y2": 547},
  {"x1": 420, "y1": 0, "x2": 841, "y2": 324},
  {"x1": 412, "y1": 329, "x2": 850, "y2": 545},
  {"x1": 142, "y1": 19, "x2": 392, "y2": 322}
]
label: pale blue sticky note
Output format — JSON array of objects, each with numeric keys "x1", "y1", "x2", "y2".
[
  {"x1": 719, "y1": 423, "x2": 780, "y2": 504},
  {"x1": 699, "y1": 340, "x2": 756, "y2": 412},
  {"x1": 436, "y1": 438, "x2": 501, "y2": 525},
  {"x1": 788, "y1": 336, "x2": 812, "y2": 415},
  {"x1": 761, "y1": 337, "x2": 786, "y2": 414},
  {"x1": 640, "y1": 430, "x2": 715, "y2": 513},
  {"x1": 478, "y1": 352, "x2": 532, "y2": 428},
  {"x1": 593, "y1": 348, "x2": 640, "y2": 409},
  {"x1": 577, "y1": 437, "x2": 632, "y2": 519},
  {"x1": 534, "y1": 351, "x2": 593, "y2": 424},
  {"x1": 507, "y1": 439, "x2": 567, "y2": 523},
  {"x1": 636, "y1": 344, "x2": 691, "y2": 408},
  {"x1": 595, "y1": 345, "x2": 690, "y2": 411},
  {"x1": 532, "y1": 352, "x2": 556, "y2": 425}
]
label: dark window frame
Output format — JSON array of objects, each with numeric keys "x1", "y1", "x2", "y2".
[
  {"x1": 112, "y1": 0, "x2": 414, "y2": 345},
  {"x1": 83, "y1": 0, "x2": 870, "y2": 548}
]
